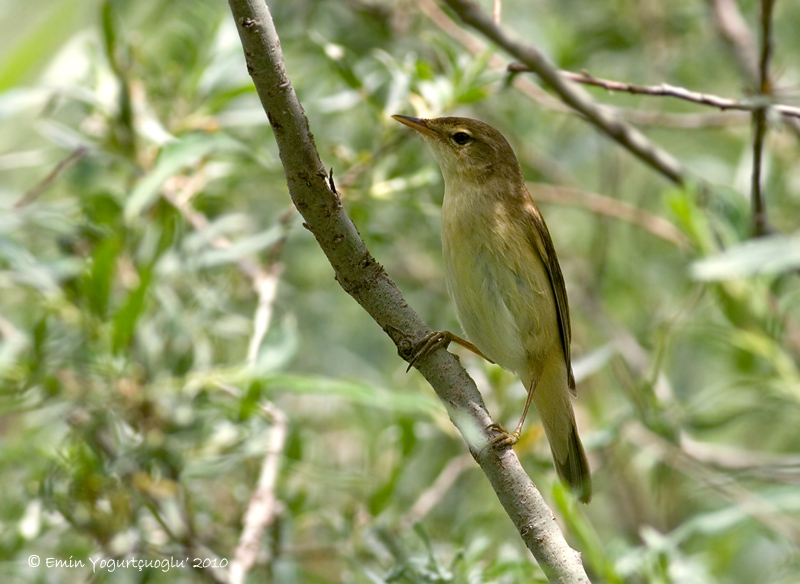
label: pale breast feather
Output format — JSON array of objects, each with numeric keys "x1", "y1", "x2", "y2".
[{"x1": 441, "y1": 191, "x2": 558, "y2": 377}]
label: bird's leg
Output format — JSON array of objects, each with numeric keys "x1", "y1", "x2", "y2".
[
  {"x1": 491, "y1": 377, "x2": 537, "y2": 448},
  {"x1": 447, "y1": 332, "x2": 495, "y2": 363},
  {"x1": 406, "y1": 330, "x2": 494, "y2": 372}
]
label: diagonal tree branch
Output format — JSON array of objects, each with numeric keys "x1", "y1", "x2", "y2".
[
  {"x1": 226, "y1": 0, "x2": 591, "y2": 581},
  {"x1": 441, "y1": 0, "x2": 689, "y2": 186},
  {"x1": 421, "y1": 0, "x2": 748, "y2": 130}
]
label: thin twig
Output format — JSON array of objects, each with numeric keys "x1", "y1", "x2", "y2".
[
  {"x1": 136, "y1": 490, "x2": 228, "y2": 584},
  {"x1": 751, "y1": 109, "x2": 768, "y2": 236},
  {"x1": 706, "y1": 0, "x2": 759, "y2": 83},
  {"x1": 162, "y1": 172, "x2": 261, "y2": 281},
  {"x1": 680, "y1": 432, "x2": 800, "y2": 484},
  {"x1": 757, "y1": 0, "x2": 776, "y2": 95},
  {"x1": 401, "y1": 454, "x2": 473, "y2": 529},
  {"x1": 506, "y1": 68, "x2": 800, "y2": 121},
  {"x1": 230, "y1": 403, "x2": 288, "y2": 584},
  {"x1": 612, "y1": 328, "x2": 800, "y2": 541},
  {"x1": 625, "y1": 422, "x2": 800, "y2": 544},
  {"x1": 529, "y1": 183, "x2": 691, "y2": 250},
  {"x1": 421, "y1": 0, "x2": 744, "y2": 131},
  {"x1": 620, "y1": 109, "x2": 749, "y2": 128},
  {"x1": 706, "y1": 0, "x2": 800, "y2": 139},
  {"x1": 15, "y1": 146, "x2": 88, "y2": 208},
  {"x1": 751, "y1": 0, "x2": 776, "y2": 237},
  {"x1": 247, "y1": 208, "x2": 294, "y2": 364},
  {"x1": 442, "y1": 0, "x2": 688, "y2": 186},
  {"x1": 247, "y1": 267, "x2": 282, "y2": 364},
  {"x1": 227, "y1": 1, "x2": 591, "y2": 581},
  {"x1": 161, "y1": 172, "x2": 293, "y2": 361}
]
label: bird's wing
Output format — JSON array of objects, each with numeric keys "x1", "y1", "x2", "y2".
[{"x1": 524, "y1": 201, "x2": 576, "y2": 393}]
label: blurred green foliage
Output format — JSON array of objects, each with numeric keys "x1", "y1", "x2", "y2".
[{"x1": 1, "y1": 0, "x2": 800, "y2": 582}]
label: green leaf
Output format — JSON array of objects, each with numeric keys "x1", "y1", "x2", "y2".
[
  {"x1": 124, "y1": 133, "x2": 243, "y2": 222},
  {"x1": 112, "y1": 265, "x2": 152, "y2": 353},
  {"x1": 192, "y1": 225, "x2": 286, "y2": 269},
  {"x1": 691, "y1": 232, "x2": 800, "y2": 281},
  {"x1": 83, "y1": 236, "x2": 121, "y2": 318},
  {"x1": 261, "y1": 373, "x2": 441, "y2": 416},
  {"x1": 0, "y1": 0, "x2": 86, "y2": 91}
]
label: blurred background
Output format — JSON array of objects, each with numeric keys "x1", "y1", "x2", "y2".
[{"x1": 2, "y1": 0, "x2": 800, "y2": 582}]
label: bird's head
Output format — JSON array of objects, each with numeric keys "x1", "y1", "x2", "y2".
[{"x1": 392, "y1": 115, "x2": 523, "y2": 185}]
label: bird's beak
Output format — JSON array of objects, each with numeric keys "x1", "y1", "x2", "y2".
[{"x1": 392, "y1": 114, "x2": 437, "y2": 139}]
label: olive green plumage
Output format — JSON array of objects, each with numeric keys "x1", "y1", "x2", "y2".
[{"x1": 394, "y1": 115, "x2": 591, "y2": 503}]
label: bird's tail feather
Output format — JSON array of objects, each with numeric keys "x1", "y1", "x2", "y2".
[
  {"x1": 530, "y1": 354, "x2": 592, "y2": 503},
  {"x1": 551, "y1": 417, "x2": 592, "y2": 504}
]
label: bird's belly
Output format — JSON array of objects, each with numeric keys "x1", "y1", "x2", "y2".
[{"x1": 443, "y1": 238, "x2": 555, "y2": 378}]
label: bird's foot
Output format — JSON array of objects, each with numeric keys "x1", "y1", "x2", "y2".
[
  {"x1": 487, "y1": 423, "x2": 520, "y2": 449},
  {"x1": 406, "y1": 330, "x2": 494, "y2": 373},
  {"x1": 406, "y1": 331, "x2": 453, "y2": 372}
]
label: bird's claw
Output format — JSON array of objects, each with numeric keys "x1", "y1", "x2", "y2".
[
  {"x1": 488, "y1": 423, "x2": 520, "y2": 449},
  {"x1": 406, "y1": 331, "x2": 452, "y2": 372}
]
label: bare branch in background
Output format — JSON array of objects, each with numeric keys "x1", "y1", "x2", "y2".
[
  {"x1": 248, "y1": 209, "x2": 294, "y2": 364},
  {"x1": 757, "y1": 0, "x2": 776, "y2": 94},
  {"x1": 15, "y1": 146, "x2": 88, "y2": 208},
  {"x1": 750, "y1": 0, "x2": 776, "y2": 236},
  {"x1": 625, "y1": 422, "x2": 800, "y2": 544},
  {"x1": 707, "y1": 0, "x2": 800, "y2": 142},
  {"x1": 529, "y1": 183, "x2": 691, "y2": 250},
  {"x1": 706, "y1": 0, "x2": 760, "y2": 83},
  {"x1": 441, "y1": 0, "x2": 689, "y2": 186},
  {"x1": 505, "y1": 67, "x2": 800, "y2": 121},
  {"x1": 750, "y1": 108, "x2": 768, "y2": 236},
  {"x1": 401, "y1": 454, "x2": 473, "y2": 529},
  {"x1": 680, "y1": 433, "x2": 800, "y2": 484},
  {"x1": 161, "y1": 172, "x2": 294, "y2": 362},
  {"x1": 226, "y1": 0, "x2": 591, "y2": 581},
  {"x1": 230, "y1": 403, "x2": 288, "y2": 584},
  {"x1": 423, "y1": 0, "x2": 748, "y2": 131},
  {"x1": 162, "y1": 168, "x2": 293, "y2": 582},
  {"x1": 620, "y1": 109, "x2": 749, "y2": 128},
  {"x1": 161, "y1": 172, "x2": 263, "y2": 281}
]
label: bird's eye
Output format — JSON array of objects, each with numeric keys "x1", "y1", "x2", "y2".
[{"x1": 452, "y1": 132, "x2": 471, "y2": 145}]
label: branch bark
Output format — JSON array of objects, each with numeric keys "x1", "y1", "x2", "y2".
[{"x1": 226, "y1": 0, "x2": 591, "y2": 581}]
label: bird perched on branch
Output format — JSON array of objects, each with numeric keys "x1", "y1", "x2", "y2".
[{"x1": 393, "y1": 114, "x2": 591, "y2": 503}]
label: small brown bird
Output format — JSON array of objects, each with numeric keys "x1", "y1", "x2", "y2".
[{"x1": 393, "y1": 114, "x2": 591, "y2": 503}]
